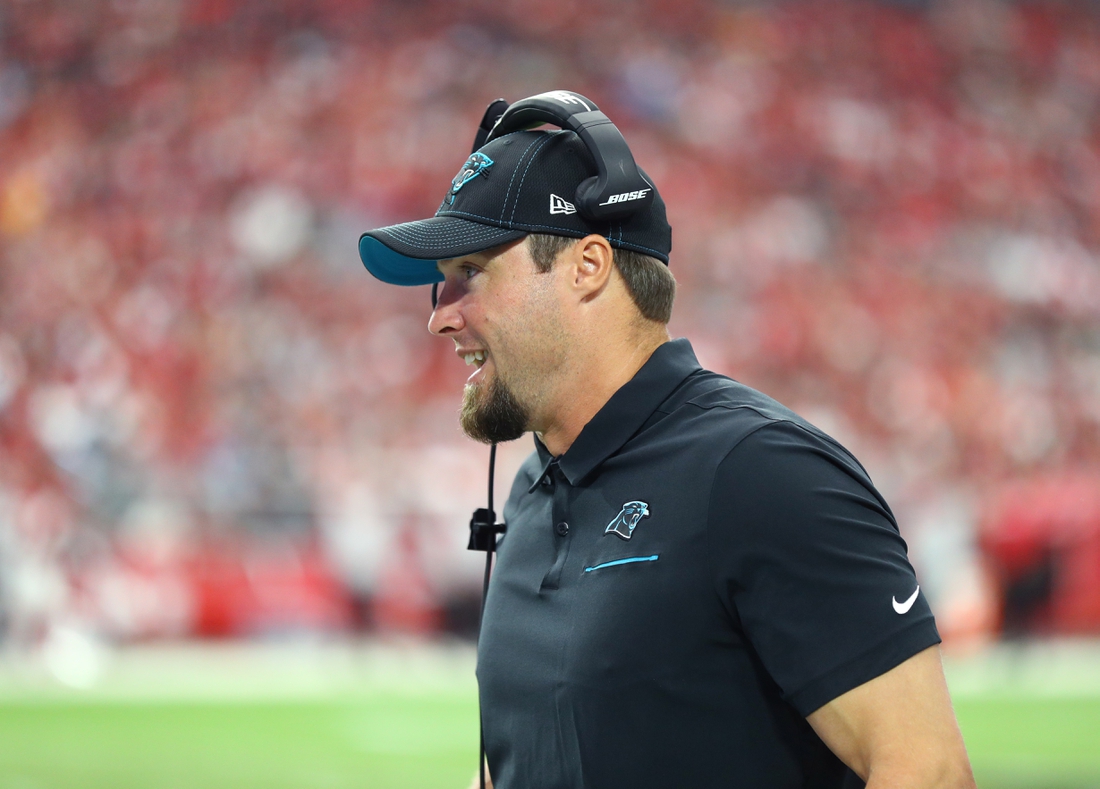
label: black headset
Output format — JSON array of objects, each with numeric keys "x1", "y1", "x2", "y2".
[
  {"x1": 432, "y1": 90, "x2": 652, "y2": 310},
  {"x1": 483, "y1": 90, "x2": 655, "y2": 222}
]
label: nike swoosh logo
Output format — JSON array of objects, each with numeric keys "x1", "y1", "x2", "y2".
[{"x1": 892, "y1": 585, "x2": 920, "y2": 614}]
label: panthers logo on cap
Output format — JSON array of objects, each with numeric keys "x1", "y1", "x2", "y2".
[
  {"x1": 446, "y1": 152, "x2": 494, "y2": 205},
  {"x1": 604, "y1": 501, "x2": 650, "y2": 541}
]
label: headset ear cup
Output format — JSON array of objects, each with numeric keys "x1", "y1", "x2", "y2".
[
  {"x1": 574, "y1": 176, "x2": 602, "y2": 220},
  {"x1": 575, "y1": 173, "x2": 656, "y2": 222}
]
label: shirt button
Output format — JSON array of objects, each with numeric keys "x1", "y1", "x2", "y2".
[{"x1": 555, "y1": 521, "x2": 570, "y2": 536}]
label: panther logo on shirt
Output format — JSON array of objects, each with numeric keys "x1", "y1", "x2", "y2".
[{"x1": 604, "y1": 501, "x2": 650, "y2": 540}]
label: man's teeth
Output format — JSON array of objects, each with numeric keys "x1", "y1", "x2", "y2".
[{"x1": 464, "y1": 351, "x2": 486, "y2": 366}]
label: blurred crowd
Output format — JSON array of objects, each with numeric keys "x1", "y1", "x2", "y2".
[{"x1": 2, "y1": 0, "x2": 1100, "y2": 663}]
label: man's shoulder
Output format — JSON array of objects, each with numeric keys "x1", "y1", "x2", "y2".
[
  {"x1": 654, "y1": 367, "x2": 864, "y2": 466},
  {"x1": 663, "y1": 368, "x2": 810, "y2": 430}
]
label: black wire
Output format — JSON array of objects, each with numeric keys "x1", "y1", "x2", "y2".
[
  {"x1": 488, "y1": 443, "x2": 496, "y2": 519},
  {"x1": 479, "y1": 442, "x2": 498, "y2": 789}
]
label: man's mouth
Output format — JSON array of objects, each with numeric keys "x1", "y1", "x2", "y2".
[{"x1": 459, "y1": 348, "x2": 490, "y2": 383}]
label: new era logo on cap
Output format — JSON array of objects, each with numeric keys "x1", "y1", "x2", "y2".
[{"x1": 550, "y1": 194, "x2": 576, "y2": 215}]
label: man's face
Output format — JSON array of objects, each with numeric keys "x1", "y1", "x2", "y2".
[{"x1": 429, "y1": 238, "x2": 569, "y2": 444}]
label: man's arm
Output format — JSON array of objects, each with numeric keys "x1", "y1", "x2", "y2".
[
  {"x1": 806, "y1": 646, "x2": 975, "y2": 788},
  {"x1": 465, "y1": 760, "x2": 492, "y2": 789}
]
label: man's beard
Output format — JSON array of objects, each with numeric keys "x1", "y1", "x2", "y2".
[{"x1": 460, "y1": 376, "x2": 530, "y2": 444}]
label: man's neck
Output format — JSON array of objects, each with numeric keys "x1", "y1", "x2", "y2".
[{"x1": 535, "y1": 331, "x2": 670, "y2": 457}]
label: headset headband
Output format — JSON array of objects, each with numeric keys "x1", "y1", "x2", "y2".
[{"x1": 483, "y1": 91, "x2": 655, "y2": 222}]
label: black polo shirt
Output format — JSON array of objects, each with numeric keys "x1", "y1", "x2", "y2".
[{"x1": 477, "y1": 339, "x2": 939, "y2": 789}]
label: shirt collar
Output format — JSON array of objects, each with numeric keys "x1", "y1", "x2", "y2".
[{"x1": 530, "y1": 338, "x2": 702, "y2": 489}]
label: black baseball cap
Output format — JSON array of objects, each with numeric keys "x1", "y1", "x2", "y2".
[{"x1": 359, "y1": 129, "x2": 672, "y2": 286}]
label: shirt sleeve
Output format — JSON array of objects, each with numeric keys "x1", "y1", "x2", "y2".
[{"x1": 707, "y1": 419, "x2": 941, "y2": 717}]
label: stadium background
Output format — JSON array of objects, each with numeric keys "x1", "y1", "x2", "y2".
[{"x1": 0, "y1": 0, "x2": 1099, "y2": 786}]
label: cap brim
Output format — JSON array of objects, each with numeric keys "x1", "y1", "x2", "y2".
[{"x1": 359, "y1": 216, "x2": 527, "y2": 286}]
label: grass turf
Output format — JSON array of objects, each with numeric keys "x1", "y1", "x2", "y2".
[
  {"x1": 0, "y1": 695, "x2": 479, "y2": 789},
  {"x1": 0, "y1": 694, "x2": 1097, "y2": 788},
  {"x1": 955, "y1": 697, "x2": 1100, "y2": 789}
]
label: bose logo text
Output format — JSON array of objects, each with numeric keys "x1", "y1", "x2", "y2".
[{"x1": 598, "y1": 189, "x2": 651, "y2": 207}]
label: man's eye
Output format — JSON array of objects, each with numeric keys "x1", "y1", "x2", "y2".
[{"x1": 462, "y1": 265, "x2": 478, "y2": 280}]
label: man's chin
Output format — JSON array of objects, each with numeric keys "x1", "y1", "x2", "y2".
[{"x1": 460, "y1": 378, "x2": 529, "y2": 444}]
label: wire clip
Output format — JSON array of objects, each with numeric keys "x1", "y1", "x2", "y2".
[{"x1": 468, "y1": 508, "x2": 506, "y2": 552}]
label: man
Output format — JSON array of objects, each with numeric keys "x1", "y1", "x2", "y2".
[{"x1": 358, "y1": 92, "x2": 975, "y2": 788}]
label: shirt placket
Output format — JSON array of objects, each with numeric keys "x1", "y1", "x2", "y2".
[{"x1": 541, "y1": 459, "x2": 573, "y2": 591}]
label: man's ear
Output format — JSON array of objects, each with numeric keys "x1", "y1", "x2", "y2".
[{"x1": 569, "y1": 234, "x2": 615, "y2": 300}]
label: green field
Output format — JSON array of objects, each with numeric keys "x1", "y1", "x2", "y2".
[
  {"x1": 0, "y1": 642, "x2": 1097, "y2": 788},
  {"x1": 0, "y1": 696, "x2": 478, "y2": 789},
  {"x1": 956, "y1": 698, "x2": 1100, "y2": 789},
  {"x1": 1, "y1": 696, "x2": 1098, "y2": 788}
]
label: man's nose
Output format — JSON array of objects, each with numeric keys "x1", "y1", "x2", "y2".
[{"x1": 428, "y1": 281, "x2": 464, "y2": 336}]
